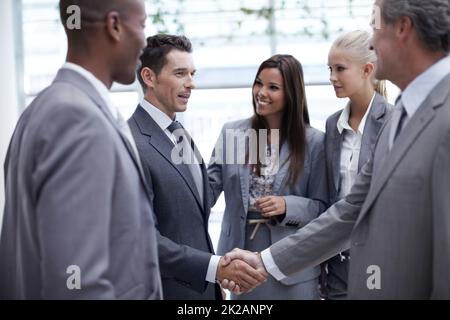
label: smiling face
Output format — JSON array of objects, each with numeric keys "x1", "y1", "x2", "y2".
[
  {"x1": 328, "y1": 47, "x2": 371, "y2": 99},
  {"x1": 252, "y1": 67, "x2": 285, "y2": 120},
  {"x1": 149, "y1": 49, "x2": 196, "y2": 118}
]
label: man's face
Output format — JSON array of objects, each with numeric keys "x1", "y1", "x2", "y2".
[
  {"x1": 115, "y1": 0, "x2": 147, "y2": 84},
  {"x1": 150, "y1": 49, "x2": 196, "y2": 119},
  {"x1": 370, "y1": 0, "x2": 400, "y2": 81}
]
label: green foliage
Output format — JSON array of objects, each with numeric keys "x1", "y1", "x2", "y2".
[{"x1": 146, "y1": 0, "x2": 358, "y2": 41}]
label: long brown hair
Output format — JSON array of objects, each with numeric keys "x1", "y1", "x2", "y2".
[{"x1": 249, "y1": 54, "x2": 310, "y2": 187}]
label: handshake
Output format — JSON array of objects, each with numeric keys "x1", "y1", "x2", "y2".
[{"x1": 216, "y1": 248, "x2": 268, "y2": 295}]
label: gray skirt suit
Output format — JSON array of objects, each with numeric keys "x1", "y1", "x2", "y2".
[{"x1": 208, "y1": 118, "x2": 329, "y2": 299}]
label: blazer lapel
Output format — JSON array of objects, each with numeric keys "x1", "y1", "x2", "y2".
[
  {"x1": 358, "y1": 93, "x2": 388, "y2": 172},
  {"x1": 238, "y1": 129, "x2": 251, "y2": 213},
  {"x1": 199, "y1": 162, "x2": 209, "y2": 214},
  {"x1": 133, "y1": 106, "x2": 204, "y2": 210},
  {"x1": 355, "y1": 76, "x2": 450, "y2": 227},
  {"x1": 272, "y1": 142, "x2": 290, "y2": 194},
  {"x1": 330, "y1": 125, "x2": 344, "y2": 196}
]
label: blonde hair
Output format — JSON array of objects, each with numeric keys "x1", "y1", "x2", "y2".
[{"x1": 331, "y1": 30, "x2": 387, "y2": 99}]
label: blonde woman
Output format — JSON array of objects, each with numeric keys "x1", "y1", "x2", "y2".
[{"x1": 322, "y1": 30, "x2": 392, "y2": 299}]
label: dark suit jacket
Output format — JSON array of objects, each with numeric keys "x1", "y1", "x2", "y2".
[
  {"x1": 128, "y1": 105, "x2": 219, "y2": 300},
  {"x1": 0, "y1": 69, "x2": 162, "y2": 299}
]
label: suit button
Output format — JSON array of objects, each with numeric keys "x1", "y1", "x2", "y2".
[{"x1": 353, "y1": 242, "x2": 359, "y2": 246}]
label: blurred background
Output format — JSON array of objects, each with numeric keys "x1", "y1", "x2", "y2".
[{"x1": 0, "y1": 0, "x2": 399, "y2": 247}]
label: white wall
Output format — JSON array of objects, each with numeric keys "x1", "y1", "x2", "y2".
[{"x1": 0, "y1": 0, "x2": 20, "y2": 228}]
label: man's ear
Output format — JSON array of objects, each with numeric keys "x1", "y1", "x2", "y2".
[
  {"x1": 396, "y1": 16, "x2": 413, "y2": 43},
  {"x1": 105, "y1": 11, "x2": 122, "y2": 42},
  {"x1": 140, "y1": 67, "x2": 156, "y2": 89}
]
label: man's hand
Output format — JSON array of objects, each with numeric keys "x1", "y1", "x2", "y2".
[
  {"x1": 255, "y1": 196, "x2": 286, "y2": 217},
  {"x1": 216, "y1": 255, "x2": 266, "y2": 294},
  {"x1": 220, "y1": 248, "x2": 268, "y2": 295}
]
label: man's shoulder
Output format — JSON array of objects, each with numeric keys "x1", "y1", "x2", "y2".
[
  {"x1": 18, "y1": 81, "x2": 114, "y2": 147},
  {"x1": 32, "y1": 81, "x2": 97, "y2": 114}
]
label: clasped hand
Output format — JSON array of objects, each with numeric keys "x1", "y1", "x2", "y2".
[
  {"x1": 255, "y1": 196, "x2": 286, "y2": 217},
  {"x1": 217, "y1": 248, "x2": 268, "y2": 295}
]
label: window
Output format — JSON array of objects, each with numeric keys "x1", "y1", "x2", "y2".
[{"x1": 20, "y1": 0, "x2": 398, "y2": 250}]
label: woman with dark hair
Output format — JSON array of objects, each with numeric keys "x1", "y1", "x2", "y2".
[{"x1": 208, "y1": 54, "x2": 328, "y2": 299}]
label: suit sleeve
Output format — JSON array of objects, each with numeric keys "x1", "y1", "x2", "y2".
[
  {"x1": 269, "y1": 148, "x2": 374, "y2": 277},
  {"x1": 34, "y1": 105, "x2": 117, "y2": 299},
  {"x1": 431, "y1": 127, "x2": 450, "y2": 299},
  {"x1": 279, "y1": 134, "x2": 329, "y2": 227},
  {"x1": 153, "y1": 230, "x2": 213, "y2": 292}
]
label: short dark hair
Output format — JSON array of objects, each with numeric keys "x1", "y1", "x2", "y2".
[
  {"x1": 382, "y1": 0, "x2": 450, "y2": 53},
  {"x1": 60, "y1": 0, "x2": 116, "y2": 28},
  {"x1": 137, "y1": 34, "x2": 193, "y2": 91},
  {"x1": 59, "y1": 0, "x2": 127, "y2": 40}
]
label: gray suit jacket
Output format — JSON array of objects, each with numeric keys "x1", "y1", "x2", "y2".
[
  {"x1": 128, "y1": 106, "x2": 219, "y2": 300},
  {"x1": 208, "y1": 119, "x2": 329, "y2": 285},
  {"x1": 0, "y1": 69, "x2": 162, "y2": 299},
  {"x1": 325, "y1": 93, "x2": 393, "y2": 204},
  {"x1": 321, "y1": 93, "x2": 392, "y2": 299},
  {"x1": 270, "y1": 74, "x2": 450, "y2": 299}
]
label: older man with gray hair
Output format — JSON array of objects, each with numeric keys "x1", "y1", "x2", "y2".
[{"x1": 223, "y1": 0, "x2": 450, "y2": 299}]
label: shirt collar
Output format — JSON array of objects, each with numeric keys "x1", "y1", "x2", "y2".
[
  {"x1": 400, "y1": 54, "x2": 450, "y2": 118},
  {"x1": 337, "y1": 92, "x2": 376, "y2": 134},
  {"x1": 140, "y1": 98, "x2": 175, "y2": 131},
  {"x1": 61, "y1": 62, "x2": 118, "y2": 120}
]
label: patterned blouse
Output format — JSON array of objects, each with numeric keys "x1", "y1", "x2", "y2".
[{"x1": 248, "y1": 144, "x2": 279, "y2": 212}]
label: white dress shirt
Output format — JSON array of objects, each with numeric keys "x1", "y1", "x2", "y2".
[
  {"x1": 140, "y1": 99, "x2": 221, "y2": 284},
  {"x1": 336, "y1": 93, "x2": 375, "y2": 199},
  {"x1": 61, "y1": 62, "x2": 118, "y2": 120},
  {"x1": 261, "y1": 54, "x2": 450, "y2": 282}
]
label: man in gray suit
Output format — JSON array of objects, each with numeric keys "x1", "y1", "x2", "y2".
[
  {"x1": 128, "y1": 34, "x2": 266, "y2": 299},
  {"x1": 223, "y1": 0, "x2": 450, "y2": 299},
  {"x1": 0, "y1": 0, "x2": 162, "y2": 299}
]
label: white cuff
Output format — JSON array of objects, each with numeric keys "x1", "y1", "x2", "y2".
[
  {"x1": 206, "y1": 255, "x2": 221, "y2": 283},
  {"x1": 260, "y1": 248, "x2": 288, "y2": 281}
]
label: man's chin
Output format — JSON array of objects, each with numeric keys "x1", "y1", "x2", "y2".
[
  {"x1": 116, "y1": 73, "x2": 136, "y2": 86},
  {"x1": 176, "y1": 105, "x2": 188, "y2": 113}
]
